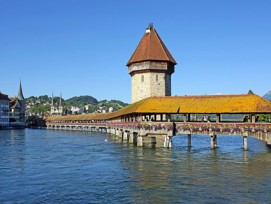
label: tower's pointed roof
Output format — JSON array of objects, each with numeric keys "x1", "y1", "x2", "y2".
[
  {"x1": 127, "y1": 24, "x2": 177, "y2": 66},
  {"x1": 17, "y1": 80, "x2": 24, "y2": 100}
]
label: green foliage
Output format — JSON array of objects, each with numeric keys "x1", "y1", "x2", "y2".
[
  {"x1": 27, "y1": 96, "x2": 37, "y2": 103},
  {"x1": 39, "y1": 95, "x2": 50, "y2": 103},
  {"x1": 248, "y1": 90, "x2": 254, "y2": 94},
  {"x1": 30, "y1": 104, "x2": 50, "y2": 114},
  {"x1": 257, "y1": 114, "x2": 271, "y2": 122},
  {"x1": 66, "y1": 95, "x2": 98, "y2": 105},
  {"x1": 87, "y1": 105, "x2": 98, "y2": 113}
]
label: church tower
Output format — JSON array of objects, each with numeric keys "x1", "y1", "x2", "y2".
[
  {"x1": 17, "y1": 80, "x2": 26, "y2": 122},
  {"x1": 127, "y1": 24, "x2": 177, "y2": 103},
  {"x1": 50, "y1": 93, "x2": 63, "y2": 116}
]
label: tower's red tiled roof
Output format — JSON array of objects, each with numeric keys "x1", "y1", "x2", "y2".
[{"x1": 127, "y1": 24, "x2": 177, "y2": 66}]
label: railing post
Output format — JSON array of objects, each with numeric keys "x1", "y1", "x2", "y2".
[
  {"x1": 251, "y1": 114, "x2": 256, "y2": 123},
  {"x1": 183, "y1": 114, "x2": 187, "y2": 123},
  {"x1": 216, "y1": 114, "x2": 220, "y2": 123}
]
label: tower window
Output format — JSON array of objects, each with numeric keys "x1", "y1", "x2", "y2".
[
  {"x1": 156, "y1": 75, "x2": 158, "y2": 82},
  {"x1": 141, "y1": 75, "x2": 144, "y2": 82}
]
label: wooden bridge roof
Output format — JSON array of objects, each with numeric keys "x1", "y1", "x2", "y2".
[{"x1": 46, "y1": 94, "x2": 271, "y2": 121}]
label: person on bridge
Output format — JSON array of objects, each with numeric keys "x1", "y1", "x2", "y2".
[{"x1": 243, "y1": 116, "x2": 248, "y2": 122}]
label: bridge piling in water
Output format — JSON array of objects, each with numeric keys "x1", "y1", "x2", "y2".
[
  {"x1": 46, "y1": 120, "x2": 271, "y2": 150},
  {"x1": 187, "y1": 134, "x2": 191, "y2": 148},
  {"x1": 123, "y1": 131, "x2": 128, "y2": 142},
  {"x1": 243, "y1": 132, "x2": 248, "y2": 151},
  {"x1": 210, "y1": 134, "x2": 217, "y2": 149},
  {"x1": 137, "y1": 135, "x2": 143, "y2": 147}
]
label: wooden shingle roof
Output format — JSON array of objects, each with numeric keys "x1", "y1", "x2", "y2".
[
  {"x1": 127, "y1": 24, "x2": 177, "y2": 66},
  {"x1": 46, "y1": 94, "x2": 271, "y2": 121},
  {"x1": 102, "y1": 94, "x2": 271, "y2": 118}
]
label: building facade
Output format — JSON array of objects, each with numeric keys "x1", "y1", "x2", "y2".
[
  {"x1": 0, "y1": 92, "x2": 10, "y2": 127},
  {"x1": 127, "y1": 24, "x2": 177, "y2": 103}
]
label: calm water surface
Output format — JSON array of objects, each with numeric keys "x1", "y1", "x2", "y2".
[{"x1": 0, "y1": 129, "x2": 271, "y2": 203}]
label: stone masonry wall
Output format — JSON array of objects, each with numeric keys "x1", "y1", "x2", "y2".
[
  {"x1": 132, "y1": 72, "x2": 171, "y2": 103},
  {"x1": 129, "y1": 61, "x2": 173, "y2": 103}
]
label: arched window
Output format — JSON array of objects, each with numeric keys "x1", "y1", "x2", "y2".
[{"x1": 141, "y1": 75, "x2": 144, "y2": 82}]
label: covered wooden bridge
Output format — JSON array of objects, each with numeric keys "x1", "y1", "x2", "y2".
[{"x1": 46, "y1": 94, "x2": 271, "y2": 149}]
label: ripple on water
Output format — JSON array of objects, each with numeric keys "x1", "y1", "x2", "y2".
[{"x1": 0, "y1": 129, "x2": 271, "y2": 203}]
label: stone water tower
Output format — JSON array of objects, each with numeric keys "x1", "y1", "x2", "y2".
[{"x1": 127, "y1": 24, "x2": 177, "y2": 103}]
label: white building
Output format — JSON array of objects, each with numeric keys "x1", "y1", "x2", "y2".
[{"x1": 70, "y1": 106, "x2": 84, "y2": 114}]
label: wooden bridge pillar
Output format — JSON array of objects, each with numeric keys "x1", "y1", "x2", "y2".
[
  {"x1": 127, "y1": 132, "x2": 133, "y2": 144},
  {"x1": 132, "y1": 132, "x2": 138, "y2": 145},
  {"x1": 137, "y1": 136, "x2": 143, "y2": 147},
  {"x1": 188, "y1": 134, "x2": 191, "y2": 148},
  {"x1": 164, "y1": 135, "x2": 172, "y2": 148},
  {"x1": 210, "y1": 134, "x2": 217, "y2": 149},
  {"x1": 123, "y1": 131, "x2": 128, "y2": 142},
  {"x1": 110, "y1": 128, "x2": 114, "y2": 135},
  {"x1": 151, "y1": 137, "x2": 156, "y2": 148},
  {"x1": 118, "y1": 130, "x2": 123, "y2": 141},
  {"x1": 243, "y1": 132, "x2": 248, "y2": 151}
]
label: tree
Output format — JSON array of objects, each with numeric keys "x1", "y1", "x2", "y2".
[{"x1": 248, "y1": 90, "x2": 254, "y2": 94}]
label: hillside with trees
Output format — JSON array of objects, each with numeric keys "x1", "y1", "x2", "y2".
[{"x1": 26, "y1": 95, "x2": 129, "y2": 116}]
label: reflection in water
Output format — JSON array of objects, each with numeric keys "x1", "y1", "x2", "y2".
[
  {"x1": 0, "y1": 129, "x2": 271, "y2": 203},
  {"x1": 0, "y1": 129, "x2": 26, "y2": 172},
  {"x1": 116, "y1": 135, "x2": 271, "y2": 203}
]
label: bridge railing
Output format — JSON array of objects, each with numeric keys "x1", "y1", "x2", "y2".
[{"x1": 46, "y1": 121, "x2": 271, "y2": 134}]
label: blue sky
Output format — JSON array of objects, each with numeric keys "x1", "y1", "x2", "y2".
[{"x1": 1, "y1": 0, "x2": 270, "y2": 103}]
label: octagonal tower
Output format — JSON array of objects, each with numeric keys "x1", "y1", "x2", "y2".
[{"x1": 127, "y1": 24, "x2": 177, "y2": 103}]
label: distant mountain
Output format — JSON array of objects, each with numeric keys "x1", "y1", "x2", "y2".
[
  {"x1": 263, "y1": 91, "x2": 271, "y2": 101},
  {"x1": 66, "y1": 95, "x2": 98, "y2": 105}
]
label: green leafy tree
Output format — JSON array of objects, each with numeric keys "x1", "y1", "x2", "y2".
[{"x1": 248, "y1": 90, "x2": 254, "y2": 94}]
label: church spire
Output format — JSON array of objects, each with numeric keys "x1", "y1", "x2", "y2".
[
  {"x1": 17, "y1": 80, "x2": 25, "y2": 100},
  {"x1": 58, "y1": 92, "x2": 63, "y2": 115},
  {"x1": 59, "y1": 93, "x2": 62, "y2": 106},
  {"x1": 51, "y1": 93, "x2": 54, "y2": 105}
]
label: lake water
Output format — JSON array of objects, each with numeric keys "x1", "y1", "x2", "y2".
[{"x1": 0, "y1": 129, "x2": 271, "y2": 203}]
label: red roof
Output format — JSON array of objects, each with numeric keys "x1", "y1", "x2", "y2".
[{"x1": 127, "y1": 24, "x2": 177, "y2": 66}]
